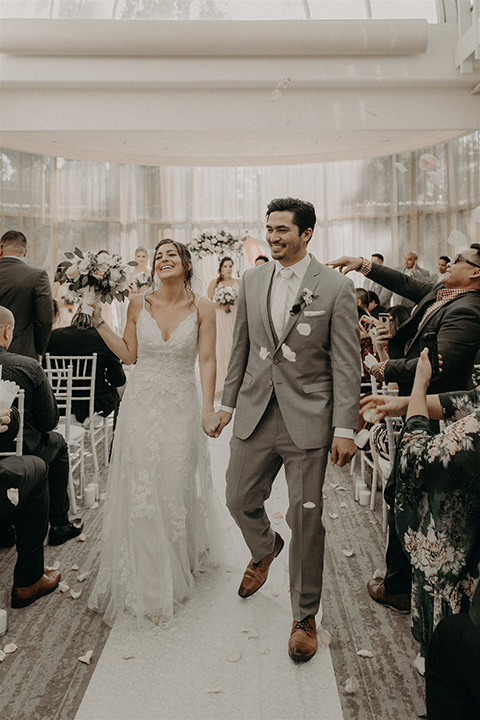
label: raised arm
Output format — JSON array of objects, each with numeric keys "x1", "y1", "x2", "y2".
[{"x1": 91, "y1": 294, "x2": 141, "y2": 365}]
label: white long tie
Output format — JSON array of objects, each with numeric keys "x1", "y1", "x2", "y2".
[{"x1": 271, "y1": 267, "x2": 293, "y2": 338}]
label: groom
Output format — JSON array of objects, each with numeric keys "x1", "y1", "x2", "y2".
[{"x1": 216, "y1": 197, "x2": 360, "y2": 661}]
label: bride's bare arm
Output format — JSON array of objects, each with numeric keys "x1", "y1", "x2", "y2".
[
  {"x1": 197, "y1": 296, "x2": 220, "y2": 435},
  {"x1": 91, "y1": 295, "x2": 141, "y2": 365}
]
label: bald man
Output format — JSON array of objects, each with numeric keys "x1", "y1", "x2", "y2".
[
  {"x1": 394, "y1": 252, "x2": 431, "y2": 308},
  {"x1": 0, "y1": 306, "x2": 83, "y2": 545}
]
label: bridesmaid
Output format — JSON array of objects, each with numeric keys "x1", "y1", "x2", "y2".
[{"x1": 207, "y1": 256, "x2": 241, "y2": 395}]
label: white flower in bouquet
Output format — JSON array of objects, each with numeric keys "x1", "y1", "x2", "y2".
[
  {"x1": 132, "y1": 271, "x2": 152, "y2": 291},
  {"x1": 213, "y1": 285, "x2": 238, "y2": 313},
  {"x1": 59, "y1": 247, "x2": 136, "y2": 328}
]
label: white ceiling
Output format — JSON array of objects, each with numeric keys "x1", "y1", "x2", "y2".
[{"x1": 0, "y1": 17, "x2": 478, "y2": 166}]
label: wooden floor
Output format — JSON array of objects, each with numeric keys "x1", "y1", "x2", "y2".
[{"x1": 0, "y1": 447, "x2": 425, "y2": 720}]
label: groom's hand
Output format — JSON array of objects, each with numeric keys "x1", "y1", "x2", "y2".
[
  {"x1": 330, "y1": 437, "x2": 357, "y2": 467},
  {"x1": 212, "y1": 410, "x2": 232, "y2": 438}
]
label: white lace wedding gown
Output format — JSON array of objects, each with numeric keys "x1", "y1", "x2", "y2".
[{"x1": 89, "y1": 296, "x2": 227, "y2": 627}]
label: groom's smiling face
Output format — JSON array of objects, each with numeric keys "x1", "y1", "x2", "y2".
[{"x1": 266, "y1": 211, "x2": 312, "y2": 267}]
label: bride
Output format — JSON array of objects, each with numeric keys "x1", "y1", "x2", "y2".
[{"x1": 88, "y1": 239, "x2": 225, "y2": 627}]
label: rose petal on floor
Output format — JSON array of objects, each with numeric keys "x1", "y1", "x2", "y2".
[
  {"x1": 227, "y1": 652, "x2": 242, "y2": 662},
  {"x1": 318, "y1": 629, "x2": 332, "y2": 646},
  {"x1": 78, "y1": 650, "x2": 93, "y2": 665},
  {"x1": 356, "y1": 649, "x2": 373, "y2": 658},
  {"x1": 344, "y1": 676, "x2": 360, "y2": 694},
  {"x1": 4, "y1": 643, "x2": 17, "y2": 654}
]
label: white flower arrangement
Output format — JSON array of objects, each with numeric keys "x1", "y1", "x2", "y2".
[
  {"x1": 188, "y1": 227, "x2": 248, "y2": 258},
  {"x1": 60, "y1": 248, "x2": 136, "y2": 328},
  {"x1": 290, "y1": 287, "x2": 319, "y2": 316},
  {"x1": 213, "y1": 285, "x2": 238, "y2": 313},
  {"x1": 132, "y1": 271, "x2": 152, "y2": 292}
]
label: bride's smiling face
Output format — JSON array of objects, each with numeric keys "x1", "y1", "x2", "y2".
[{"x1": 154, "y1": 243, "x2": 184, "y2": 280}]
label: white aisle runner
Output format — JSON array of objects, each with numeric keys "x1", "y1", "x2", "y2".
[{"x1": 75, "y1": 422, "x2": 343, "y2": 720}]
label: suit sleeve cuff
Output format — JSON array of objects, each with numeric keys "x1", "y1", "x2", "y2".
[
  {"x1": 359, "y1": 258, "x2": 373, "y2": 276},
  {"x1": 334, "y1": 428, "x2": 355, "y2": 439},
  {"x1": 220, "y1": 405, "x2": 234, "y2": 414}
]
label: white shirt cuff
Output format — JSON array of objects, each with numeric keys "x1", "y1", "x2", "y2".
[
  {"x1": 220, "y1": 405, "x2": 234, "y2": 414},
  {"x1": 334, "y1": 427, "x2": 355, "y2": 439}
]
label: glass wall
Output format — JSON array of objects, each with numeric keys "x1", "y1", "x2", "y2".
[{"x1": 1, "y1": 131, "x2": 479, "y2": 286}]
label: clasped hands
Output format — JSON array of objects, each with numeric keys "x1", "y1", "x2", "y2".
[
  {"x1": 202, "y1": 409, "x2": 232, "y2": 438},
  {"x1": 0, "y1": 407, "x2": 11, "y2": 434}
]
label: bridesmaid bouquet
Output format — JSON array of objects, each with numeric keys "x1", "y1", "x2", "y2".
[
  {"x1": 60, "y1": 248, "x2": 136, "y2": 328},
  {"x1": 131, "y1": 271, "x2": 152, "y2": 292},
  {"x1": 213, "y1": 285, "x2": 238, "y2": 313}
]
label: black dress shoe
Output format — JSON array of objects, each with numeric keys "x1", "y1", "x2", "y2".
[
  {"x1": 0, "y1": 524, "x2": 15, "y2": 548},
  {"x1": 48, "y1": 518, "x2": 84, "y2": 546}
]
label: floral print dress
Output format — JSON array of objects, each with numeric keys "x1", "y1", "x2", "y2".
[{"x1": 394, "y1": 390, "x2": 480, "y2": 656}]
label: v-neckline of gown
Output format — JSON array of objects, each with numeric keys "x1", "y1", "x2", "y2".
[{"x1": 141, "y1": 307, "x2": 196, "y2": 344}]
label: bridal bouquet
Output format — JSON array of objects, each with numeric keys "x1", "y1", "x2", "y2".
[
  {"x1": 60, "y1": 248, "x2": 136, "y2": 328},
  {"x1": 213, "y1": 285, "x2": 238, "y2": 313}
]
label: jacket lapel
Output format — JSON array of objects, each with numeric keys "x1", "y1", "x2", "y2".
[
  {"x1": 275, "y1": 256, "x2": 321, "y2": 350},
  {"x1": 258, "y1": 263, "x2": 277, "y2": 348}
]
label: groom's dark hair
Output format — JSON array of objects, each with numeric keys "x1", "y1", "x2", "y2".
[{"x1": 266, "y1": 197, "x2": 316, "y2": 238}]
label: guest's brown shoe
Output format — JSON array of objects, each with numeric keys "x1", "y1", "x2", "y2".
[
  {"x1": 11, "y1": 569, "x2": 61, "y2": 609},
  {"x1": 238, "y1": 532, "x2": 284, "y2": 598},
  {"x1": 288, "y1": 616, "x2": 318, "y2": 662},
  {"x1": 367, "y1": 578, "x2": 410, "y2": 613}
]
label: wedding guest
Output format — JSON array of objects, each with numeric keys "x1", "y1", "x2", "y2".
[
  {"x1": 426, "y1": 564, "x2": 480, "y2": 720},
  {"x1": 327, "y1": 247, "x2": 480, "y2": 614},
  {"x1": 254, "y1": 255, "x2": 270, "y2": 266},
  {"x1": 0, "y1": 306, "x2": 83, "y2": 546},
  {"x1": 431, "y1": 255, "x2": 451, "y2": 285},
  {"x1": 361, "y1": 350, "x2": 480, "y2": 662},
  {"x1": 215, "y1": 197, "x2": 360, "y2": 662},
  {"x1": 394, "y1": 251, "x2": 431, "y2": 308},
  {"x1": 356, "y1": 287, "x2": 371, "y2": 315},
  {"x1": 367, "y1": 290, "x2": 387, "y2": 319},
  {"x1": 207, "y1": 257, "x2": 241, "y2": 395},
  {"x1": 45, "y1": 319, "x2": 126, "y2": 424},
  {"x1": 88, "y1": 239, "x2": 226, "y2": 627},
  {"x1": 128, "y1": 246, "x2": 150, "y2": 294},
  {"x1": 363, "y1": 253, "x2": 393, "y2": 307},
  {"x1": 0, "y1": 406, "x2": 61, "y2": 607},
  {"x1": 0, "y1": 230, "x2": 53, "y2": 360}
]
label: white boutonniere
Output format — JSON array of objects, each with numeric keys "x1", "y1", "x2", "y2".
[{"x1": 290, "y1": 288, "x2": 319, "y2": 316}]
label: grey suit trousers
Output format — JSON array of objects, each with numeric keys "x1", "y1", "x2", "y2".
[{"x1": 226, "y1": 395, "x2": 329, "y2": 621}]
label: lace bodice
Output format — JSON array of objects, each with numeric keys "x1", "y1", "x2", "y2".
[{"x1": 136, "y1": 304, "x2": 198, "y2": 373}]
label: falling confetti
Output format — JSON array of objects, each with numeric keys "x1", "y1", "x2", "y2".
[
  {"x1": 6, "y1": 488, "x2": 19, "y2": 506},
  {"x1": 227, "y1": 652, "x2": 242, "y2": 662},
  {"x1": 419, "y1": 153, "x2": 437, "y2": 171},
  {"x1": 344, "y1": 676, "x2": 360, "y2": 694},
  {"x1": 427, "y1": 171, "x2": 442, "y2": 186},
  {"x1": 281, "y1": 344, "x2": 297, "y2": 363},
  {"x1": 78, "y1": 650, "x2": 93, "y2": 665},
  {"x1": 395, "y1": 162, "x2": 408, "y2": 173},
  {"x1": 356, "y1": 649, "x2": 373, "y2": 658},
  {"x1": 270, "y1": 77, "x2": 291, "y2": 102},
  {"x1": 259, "y1": 347, "x2": 270, "y2": 360},
  {"x1": 319, "y1": 629, "x2": 332, "y2": 646},
  {"x1": 206, "y1": 684, "x2": 222, "y2": 694},
  {"x1": 296, "y1": 323, "x2": 311, "y2": 336}
]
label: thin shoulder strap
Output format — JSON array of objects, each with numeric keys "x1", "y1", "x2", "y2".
[{"x1": 195, "y1": 294, "x2": 202, "y2": 310}]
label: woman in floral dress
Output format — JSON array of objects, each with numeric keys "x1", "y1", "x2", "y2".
[{"x1": 362, "y1": 350, "x2": 480, "y2": 657}]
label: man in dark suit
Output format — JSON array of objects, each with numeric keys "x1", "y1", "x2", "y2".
[
  {"x1": 328, "y1": 246, "x2": 480, "y2": 611},
  {"x1": 0, "y1": 407, "x2": 61, "y2": 607},
  {"x1": 46, "y1": 324, "x2": 126, "y2": 424},
  {"x1": 0, "y1": 230, "x2": 53, "y2": 360},
  {"x1": 0, "y1": 306, "x2": 83, "y2": 546}
]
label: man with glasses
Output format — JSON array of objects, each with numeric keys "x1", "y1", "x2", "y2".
[{"x1": 327, "y1": 244, "x2": 480, "y2": 614}]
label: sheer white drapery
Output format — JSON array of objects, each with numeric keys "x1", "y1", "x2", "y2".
[{"x1": 1, "y1": 131, "x2": 479, "y2": 294}]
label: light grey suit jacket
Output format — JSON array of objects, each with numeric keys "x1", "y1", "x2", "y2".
[{"x1": 222, "y1": 255, "x2": 361, "y2": 450}]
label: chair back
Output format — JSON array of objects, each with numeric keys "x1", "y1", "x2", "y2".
[
  {"x1": 45, "y1": 364, "x2": 74, "y2": 441},
  {"x1": 0, "y1": 389, "x2": 25, "y2": 457},
  {"x1": 44, "y1": 354, "x2": 97, "y2": 421}
]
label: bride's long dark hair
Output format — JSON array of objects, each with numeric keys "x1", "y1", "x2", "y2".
[{"x1": 151, "y1": 239, "x2": 195, "y2": 304}]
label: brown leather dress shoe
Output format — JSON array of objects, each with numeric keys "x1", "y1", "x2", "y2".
[
  {"x1": 367, "y1": 577, "x2": 410, "y2": 613},
  {"x1": 11, "y1": 569, "x2": 61, "y2": 609},
  {"x1": 238, "y1": 532, "x2": 284, "y2": 598},
  {"x1": 288, "y1": 616, "x2": 318, "y2": 662}
]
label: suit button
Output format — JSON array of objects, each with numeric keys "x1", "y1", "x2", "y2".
[
  {"x1": 268, "y1": 379, "x2": 274, "y2": 386},
  {"x1": 273, "y1": 359, "x2": 279, "y2": 365}
]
